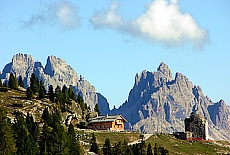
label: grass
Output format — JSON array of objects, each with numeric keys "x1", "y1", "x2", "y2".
[
  {"x1": 94, "y1": 131, "x2": 141, "y2": 147},
  {"x1": 146, "y1": 134, "x2": 230, "y2": 155},
  {"x1": 77, "y1": 130, "x2": 141, "y2": 148}
]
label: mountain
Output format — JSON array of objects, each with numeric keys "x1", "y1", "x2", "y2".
[
  {"x1": 1, "y1": 54, "x2": 230, "y2": 141},
  {"x1": 110, "y1": 62, "x2": 230, "y2": 141},
  {"x1": 0, "y1": 53, "x2": 110, "y2": 114}
]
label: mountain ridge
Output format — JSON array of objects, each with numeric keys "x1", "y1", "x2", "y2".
[
  {"x1": 110, "y1": 62, "x2": 230, "y2": 141},
  {"x1": 0, "y1": 53, "x2": 110, "y2": 115}
]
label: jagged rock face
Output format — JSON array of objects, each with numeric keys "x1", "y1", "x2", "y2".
[
  {"x1": 44, "y1": 56, "x2": 78, "y2": 86},
  {"x1": 111, "y1": 62, "x2": 230, "y2": 141},
  {"x1": 0, "y1": 53, "x2": 110, "y2": 115},
  {"x1": 0, "y1": 53, "x2": 35, "y2": 86}
]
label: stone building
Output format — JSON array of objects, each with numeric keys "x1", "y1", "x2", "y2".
[{"x1": 184, "y1": 105, "x2": 208, "y2": 140}]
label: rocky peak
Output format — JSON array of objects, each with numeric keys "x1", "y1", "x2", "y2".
[
  {"x1": 44, "y1": 55, "x2": 67, "y2": 77},
  {"x1": 7, "y1": 53, "x2": 35, "y2": 79},
  {"x1": 219, "y1": 99, "x2": 226, "y2": 107},
  {"x1": 157, "y1": 62, "x2": 172, "y2": 78},
  {"x1": 111, "y1": 62, "x2": 230, "y2": 141},
  {"x1": 44, "y1": 55, "x2": 78, "y2": 86},
  {"x1": 12, "y1": 53, "x2": 34, "y2": 67}
]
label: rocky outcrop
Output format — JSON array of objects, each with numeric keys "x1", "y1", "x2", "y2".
[
  {"x1": 110, "y1": 62, "x2": 230, "y2": 141},
  {"x1": 0, "y1": 53, "x2": 110, "y2": 114}
]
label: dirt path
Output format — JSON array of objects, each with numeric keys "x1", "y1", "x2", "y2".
[{"x1": 128, "y1": 134, "x2": 152, "y2": 145}]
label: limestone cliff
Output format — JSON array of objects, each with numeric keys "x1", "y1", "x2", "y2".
[{"x1": 111, "y1": 62, "x2": 230, "y2": 141}]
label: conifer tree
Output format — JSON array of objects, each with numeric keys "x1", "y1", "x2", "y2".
[
  {"x1": 94, "y1": 103, "x2": 100, "y2": 115},
  {"x1": 55, "y1": 85, "x2": 62, "y2": 104},
  {"x1": 68, "y1": 85, "x2": 76, "y2": 101},
  {"x1": 68, "y1": 123, "x2": 80, "y2": 155},
  {"x1": 26, "y1": 87, "x2": 33, "y2": 99},
  {"x1": 159, "y1": 146, "x2": 169, "y2": 155},
  {"x1": 26, "y1": 113, "x2": 40, "y2": 142},
  {"x1": 147, "y1": 143, "x2": 153, "y2": 155},
  {"x1": 154, "y1": 143, "x2": 159, "y2": 155},
  {"x1": 78, "y1": 95, "x2": 86, "y2": 111},
  {"x1": 30, "y1": 73, "x2": 39, "y2": 93},
  {"x1": 8, "y1": 73, "x2": 18, "y2": 89},
  {"x1": 132, "y1": 144, "x2": 140, "y2": 155},
  {"x1": 0, "y1": 79, "x2": 2, "y2": 87},
  {"x1": 39, "y1": 123, "x2": 52, "y2": 155},
  {"x1": 42, "y1": 107, "x2": 51, "y2": 124},
  {"x1": 18, "y1": 75, "x2": 24, "y2": 88},
  {"x1": 50, "y1": 110, "x2": 69, "y2": 154},
  {"x1": 90, "y1": 133, "x2": 99, "y2": 153},
  {"x1": 0, "y1": 106, "x2": 16, "y2": 154},
  {"x1": 13, "y1": 112, "x2": 39, "y2": 155},
  {"x1": 48, "y1": 85, "x2": 54, "y2": 102},
  {"x1": 139, "y1": 139, "x2": 146, "y2": 155},
  {"x1": 103, "y1": 138, "x2": 112, "y2": 155},
  {"x1": 39, "y1": 80, "x2": 46, "y2": 99},
  {"x1": 62, "y1": 85, "x2": 69, "y2": 103}
]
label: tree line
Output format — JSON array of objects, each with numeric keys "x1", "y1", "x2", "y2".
[
  {"x1": 0, "y1": 106, "x2": 82, "y2": 155},
  {"x1": 89, "y1": 133, "x2": 169, "y2": 155}
]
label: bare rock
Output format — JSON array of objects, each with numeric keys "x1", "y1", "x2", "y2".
[{"x1": 111, "y1": 62, "x2": 230, "y2": 141}]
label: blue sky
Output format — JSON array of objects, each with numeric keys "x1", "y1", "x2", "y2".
[{"x1": 0, "y1": 0, "x2": 229, "y2": 108}]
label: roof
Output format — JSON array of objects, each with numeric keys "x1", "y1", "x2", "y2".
[{"x1": 89, "y1": 114, "x2": 128, "y2": 123}]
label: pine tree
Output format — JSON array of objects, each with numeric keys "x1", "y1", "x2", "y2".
[
  {"x1": 48, "y1": 85, "x2": 54, "y2": 102},
  {"x1": 147, "y1": 143, "x2": 153, "y2": 155},
  {"x1": 18, "y1": 75, "x2": 24, "y2": 88},
  {"x1": 132, "y1": 144, "x2": 140, "y2": 155},
  {"x1": 49, "y1": 110, "x2": 69, "y2": 154},
  {"x1": 77, "y1": 95, "x2": 86, "y2": 111},
  {"x1": 103, "y1": 138, "x2": 112, "y2": 155},
  {"x1": 13, "y1": 112, "x2": 39, "y2": 155},
  {"x1": 39, "y1": 80, "x2": 46, "y2": 99},
  {"x1": 0, "y1": 106, "x2": 16, "y2": 154},
  {"x1": 159, "y1": 146, "x2": 169, "y2": 155},
  {"x1": 26, "y1": 113, "x2": 40, "y2": 142},
  {"x1": 42, "y1": 107, "x2": 51, "y2": 124},
  {"x1": 90, "y1": 133, "x2": 99, "y2": 153},
  {"x1": 68, "y1": 85, "x2": 76, "y2": 101},
  {"x1": 8, "y1": 73, "x2": 18, "y2": 89},
  {"x1": 26, "y1": 87, "x2": 33, "y2": 99},
  {"x1": 139, "y1": 139, "x2": 146, "y2": 155},
  {"x1": 62, "y1": 85, "x2": 69, "y2": 103},
  {"x1": 55, "y1": 85, "x2": 62, "y2": 104},
  {"x1": 0, "y1": 79, "x2": 2, "y2": 87},
  {"x1": 113, "y1": 140, "x2": 129, "y2": 155},
  {"x1": 30, "y1": 73, "x2": 39, "y2": 93},
  {"x1": 39, "y1": 123, "x2": 52, "y2": 155},
  {"x1": 154, "y1": 143, "x2": 159, "y2": 155},
  {"x1": 68, "y1": 123, "x2": 80, "y2": 155},
  {"x1": 94, "y1": 103, "x2": 100, "y2": 115}
]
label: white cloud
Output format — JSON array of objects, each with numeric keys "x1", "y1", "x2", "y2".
[
  {"x1": 90, "y1": 0, "x2": 209, "y2": 49},
  {"x1": 90, "y1": 1, "x2": 125, "y2": 29},
  {"x1": 21, "y1": 0, "x2": 80, "y2": 30}
]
